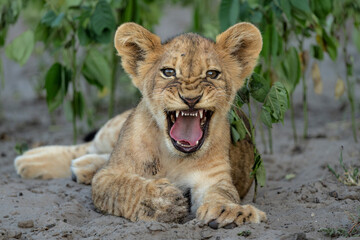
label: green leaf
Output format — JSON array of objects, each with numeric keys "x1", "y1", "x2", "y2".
[
  {"x1": 44, "y1": 63, "x2": 71, "y2": 112},
  {"x1": 249, "y1": 72, "x2": 270, "y2": 103},
  {"x1": 0, "y1": 28, "x2": 7, "y2": 47},
  {"x1": 65, "y1": 0, "x2": 82, "y2": 8},
  {"x1": 77, "y1": 26, "x2": 92, "y2": 46},
  {"x1": 252, "y1": 153, "x2": 266, "y2": 187},
  {"x1": 236, "y1": 85, "x2": 250, "y2": 107},
  {"x1": 90, "y1": 0, "x2": 116, "y2": 44},
  {"x1": 231, "y1": 126, "x2": 241, "y2": 143},
  {"x1": 256, "y1": 160, "x2": 266, "y2": 187},
  {"x1": 72, "y1": 91, "x2": 85, "y2": 119},
  {"x1": 353, "y1": 27, "x2": 360, "y2": 53},
  {"x1": 310, "y1": 0, "x2": 332, "y2": 20},
  {"x1": 41, "y1": 11, "x2": 65, "y2": 28},
  {"x1": 34, "y1": 23, "x2": 50, "y2": 42},
  {"x1": 310, "y1": 44, "x2": 324, "y2": 60},
  {"x1": 64, "y1": 100, "x2": 73, "y2": 122},
  {"x1": 261, "y1": 82, "x2": 289, "y2": 127},
  {"x1": 261, "y1": 19, "x2": 279, "y2": 59},
  {"x1": 270, "y1": 24, "x2": 278, "y2": 57},
  {"x1": 277, "y1": 0, "x2": 291, "y2": 20},
  {"x1": 260, "y1": 107, "x2": 272, "y2": 128},
  {"x1": 279, "y1": 47, "x2": 301, "y2": 94},
  {"x1": 82, "y1": 49, "x2": 111, "y2": 89},
  {"x1": 229, "y1": 0, "x2": 239, "y2": 26},
  {"x1": 234, "y1": 120, "x2": 247, "y2": 140},
  {"x1": 290, "y1": 0, "x2": 311, "y2": 14},
  {"x1": 261, "y1": 24, "x2": 271, "y2": 60},
  {"x1": 219, "y1": 0, "x2": 232, "y2": 32},
  {"x1": 322, "y1": 28, "x2": 337, "y2": 61},
  {"x1": 15, "y1": 142, "x2": 29, "y2": 155},
  {"x1": 5, "y1": 30, "x2": 34, "y2": 66}
]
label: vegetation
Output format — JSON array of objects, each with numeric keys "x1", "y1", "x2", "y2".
[
  {"x1": 1, "y1": 0, "x2": 167, "y2": 143},
  {"x1": 319, "y1": 208, "x2": 360, "y2": 237},
  {"x1": 328, "y1": 146, "x2": 360, "y2": 186},
  {"x1": 237, "y1": 230, "x2": 251, "y2": 237},
  {"x1": 1, "y1": 0, "x2": 359, "y2": 195}
]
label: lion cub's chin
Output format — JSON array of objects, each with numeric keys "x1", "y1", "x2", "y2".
[{"x1": 165, "y1": 108, "x2": 214, "y2": 154}]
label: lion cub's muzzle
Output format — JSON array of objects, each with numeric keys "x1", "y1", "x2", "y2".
[{"x1": 166, "y1": 109, "x2": 213, "y2": 153}]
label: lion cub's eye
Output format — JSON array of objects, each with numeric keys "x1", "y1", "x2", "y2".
[
  {"x1": 206, "y1": 70, "x2": 220, "y2": 79},
  {"x1": 161, "y1": 68, "x2": 176, "y2": 77}
]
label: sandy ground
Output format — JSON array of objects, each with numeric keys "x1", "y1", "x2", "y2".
[{"x1": 1, "y1": 5, "x2": 360, "y2": 240}]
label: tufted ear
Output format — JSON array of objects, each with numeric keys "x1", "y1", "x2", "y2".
[
  {"x1": 114, "y1": 23, "x2": 162, "y2": 87},
  {"x1": 216, "y1": 23, "x2": 262, "y2": 82}
]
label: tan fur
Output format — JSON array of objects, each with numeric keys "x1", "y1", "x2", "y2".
[{"x1": 14, "y1": 22, "x2": 266, "y2": 227}]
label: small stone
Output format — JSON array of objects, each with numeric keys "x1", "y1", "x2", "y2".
[
  {"x1": 18, "y1": 192, "x2": 23, "y2": 196},
  {"x1": 295, "y1": 232, "x2": 307, "y2": 240},
  {"x1": 18, "y1": 220, "x2": 34, "y2": 228},
  {"x1": 200, "y1": 229, "x2": 213, "y2": 239},
  {"x1": 147, "y1": 223, "x2": 166, "y2": 232},
  {"x1": 3, "y1": 215, "x2": 9, "y2": 218},
  {"x1": 46, "y1": 223, "x2": 56, "y2": 230},
  {"x1": 7, "y1": 230, "x2": 22, "y2": 239},
  {"x1": 329, "y1": 191, "x2": 338, "y2": 198}
]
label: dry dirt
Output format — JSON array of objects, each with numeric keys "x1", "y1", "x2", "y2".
[{"x1": 1, "y1": 7, "x2": 360, "y2": 240}]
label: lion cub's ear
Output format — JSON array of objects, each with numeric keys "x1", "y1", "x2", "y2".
[
  {"x1": 114, "y1": 23, "x2": 162, "y2": 88},
  {"x1": 216, "y1": 23, "x2": 262, "y2": 84}
]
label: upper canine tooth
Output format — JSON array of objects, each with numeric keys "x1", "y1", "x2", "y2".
[
  {"x1": 181, "y1": 111, "x2": 184, "y2": 116},
  {"x1": 176, "y1": 111, "x2": 179, "y2": 118},
  {"x1": 199, "y1": 110, "x2": 203, "y2": 119}
]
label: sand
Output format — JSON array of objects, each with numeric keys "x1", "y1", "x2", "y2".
[{"x1": 1, "y1": 7, "x2": 360, "y2": 240}]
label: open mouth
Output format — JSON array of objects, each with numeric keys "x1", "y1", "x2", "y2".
[{"x1": 166, "y1": 109, "x2": 213, "y2": 153}]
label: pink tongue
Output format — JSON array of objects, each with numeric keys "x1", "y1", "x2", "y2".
[{"x1": 170, "y1": 114, "x2": 203, "y2": 146}]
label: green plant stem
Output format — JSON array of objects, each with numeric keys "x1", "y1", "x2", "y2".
[
  {"x1": 246, "y1": 102, "x2": 255, "y2": 144},
  {"x1": 247, "y1": 101, "x2": 259, "y2": 202},
  {"x1": 109, "y1": 55, "x2": 119, "y2": 118},
  {"x1": 299, "y1": 39, "x2": 308, "y2": 139},
  {"x1": 290, "y1": 94, "x2": 297, "y2": 144},
  {"x1": 253, "y1": 177, "x2": 258, "y2": 203},
  {"x1": 71, "y1": 38, "x2": 78, "y2": 144},
  {"x1": 268, "y1": 127, "x2": 273, "y2": 154},
  {"x1": 0, "y1": 51, "x2": 4, "y2": 89},
  {"x1": 343, "y1": 33, "x2": 358, "y2": 143},
  {"x1": 259, "y1": 121, "x2": 267, "y2": 153}
]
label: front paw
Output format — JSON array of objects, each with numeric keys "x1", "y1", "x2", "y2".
[
  {"x1": 140, "y1": 178, "x2": 189, "y2": 223},
  {"x1": 197, "y1": 202, "x2": 266, "y2": 229}
]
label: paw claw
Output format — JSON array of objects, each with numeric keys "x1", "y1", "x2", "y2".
[
  {"x1": 208, "y1": 220, "x2": 219, "y2": 229},
  {"x1": 197, "y1": 202, "x2": 266, "y2": 228},
  {"x1": 223, "y1": 222, "x2": 237, "y2": 229}
]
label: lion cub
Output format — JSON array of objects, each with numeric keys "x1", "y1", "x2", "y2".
[{"x1": 15, "y1": 22, "x2": 266, "y2": 228}]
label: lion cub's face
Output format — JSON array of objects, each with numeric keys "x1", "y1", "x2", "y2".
[{"x1": 115, "y1": 23, "x2": 262, "y2": 155}]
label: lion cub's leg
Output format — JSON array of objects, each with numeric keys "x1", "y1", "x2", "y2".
[
  {"x1": 70, "y1": 154, "x2": 109, "y2": 184},
  {"x1": 14, "y1": 144, "x2": 91, "y2": 179},
  {"x1": 191, "y1": 159, "x2": 266, "y2": 229},
  {"x1": 14, "y1": 110, "x2": 132, "y2": 180},
  {"x1": 92, "y1": 167, "x2": 189, "y2": 223}
]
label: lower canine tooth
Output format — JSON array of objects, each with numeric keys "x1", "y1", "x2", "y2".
[{"x1": 196, "y1": 141, "x2": 199, "y2": 145}]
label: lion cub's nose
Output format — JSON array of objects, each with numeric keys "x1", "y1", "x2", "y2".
[{"x1": 179, "y1": 94, "x2": 202, "y2": 109}]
